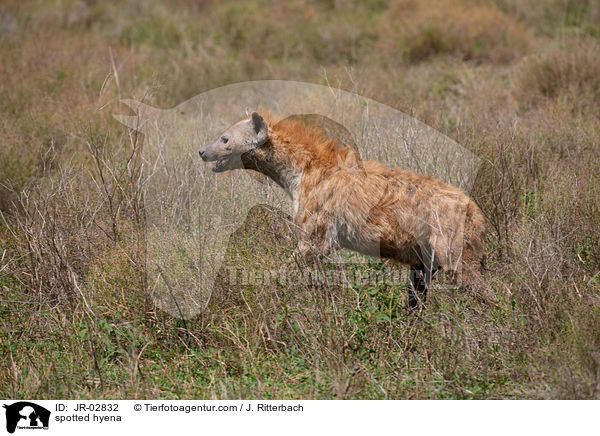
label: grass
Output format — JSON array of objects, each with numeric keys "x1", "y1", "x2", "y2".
[
  {"x1": 378, "y1": 0, "x2": 531, "y2": 63},
  {"x1": 1, "y1": 0, "x2": 600, "y2": 399}
]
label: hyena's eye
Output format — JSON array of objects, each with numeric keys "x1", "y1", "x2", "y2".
[{"x1": 221, "y1": 136, "x2": 229, "y2": 144}]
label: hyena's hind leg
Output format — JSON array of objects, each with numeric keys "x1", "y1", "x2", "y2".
[
  {"x1": 407, "y1": 245, "x2": 440, "y2": 310},
  {"x1": 408, "y1": 263, "x2": 440, "y2": 310}
]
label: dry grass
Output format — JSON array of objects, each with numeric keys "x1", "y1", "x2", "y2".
[
  {"x1": 1, "y1": 0, "x2": 600, "y2": 399},
  {"x1": 515, "y1": 38, "x2": 600, "y2": 111},
  {"x1": 495, "y1": 0, "x2": 600, "y2": 37},
  {"x1": 378, "y1": 0, "x2": 531, "y2": 63}
]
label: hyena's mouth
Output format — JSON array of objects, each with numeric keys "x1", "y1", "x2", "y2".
[{"x1": 212, "y1": 159, "x2": 227, "y2": 172}]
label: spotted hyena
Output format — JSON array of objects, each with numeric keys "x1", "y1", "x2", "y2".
[{"x1": 199, "y1": 111, "x2": 487, "y2": 309}]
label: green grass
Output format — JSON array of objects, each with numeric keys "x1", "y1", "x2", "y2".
[{"x1": 0, "y1": 247, "x2": 549, "y2": 399}]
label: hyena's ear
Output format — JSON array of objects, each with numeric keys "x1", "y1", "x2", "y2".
[{"x1": 251, "y1": 111, "x2": 268, "y2": 146}]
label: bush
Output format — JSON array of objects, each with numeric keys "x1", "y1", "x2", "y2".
[
  {"x1": 515, "y1": 38, "x2": 600, "y2": 111},
  {"x1": 378, "y1": 0, "x2": 530, "y2": 63}
]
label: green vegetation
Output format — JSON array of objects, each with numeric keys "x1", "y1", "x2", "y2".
[{"x1": 1, "y1": 0, "x2": 600, "y2": 399}]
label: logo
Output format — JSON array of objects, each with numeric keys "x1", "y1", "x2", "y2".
[{"x1": 3, "y1": 402, "x2": 50, "y2": 434}]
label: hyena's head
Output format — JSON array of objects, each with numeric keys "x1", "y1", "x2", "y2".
[{"x1": 199, "y1": 111, "x2": 268, "y2": 172}]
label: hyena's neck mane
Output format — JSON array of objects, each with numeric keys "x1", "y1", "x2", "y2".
[{"x1": 241, "y1": 113, "x2": 359, "y2": 196}]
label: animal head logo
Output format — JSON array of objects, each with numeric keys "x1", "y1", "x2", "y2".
[
  {"x1": 113, "y1": 80, "x2": 481, "y2": 318},
  {"x1": 3, "y1": 402, "x2": 50, "y2": 434}
]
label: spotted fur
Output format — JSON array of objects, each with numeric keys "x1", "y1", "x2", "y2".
[{"x1": 200, "y1": 111, "x2": 487, "y2": 307}]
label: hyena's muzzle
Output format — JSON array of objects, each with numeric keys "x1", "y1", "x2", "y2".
[{"x1": 198, "y1": 138, "x2": 239, "y2": 173}]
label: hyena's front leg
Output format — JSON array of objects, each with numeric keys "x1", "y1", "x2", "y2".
[
  {"x1": 293, "y1": 240, "x2": 320, "y2": 265},
  {"x1": 292, "y1": 233, "x2": 335, "y2": 266},
  {"x1": 291, "y1": 222, "x2": 339, "y2": 290},
  {"x1": 291, "y1": 210, "x2": 336, "y2": 266}
]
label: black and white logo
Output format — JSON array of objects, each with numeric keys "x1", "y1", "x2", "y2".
[{"x1": 3, "y1": 402, "x2": 50, "y2": 434}]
